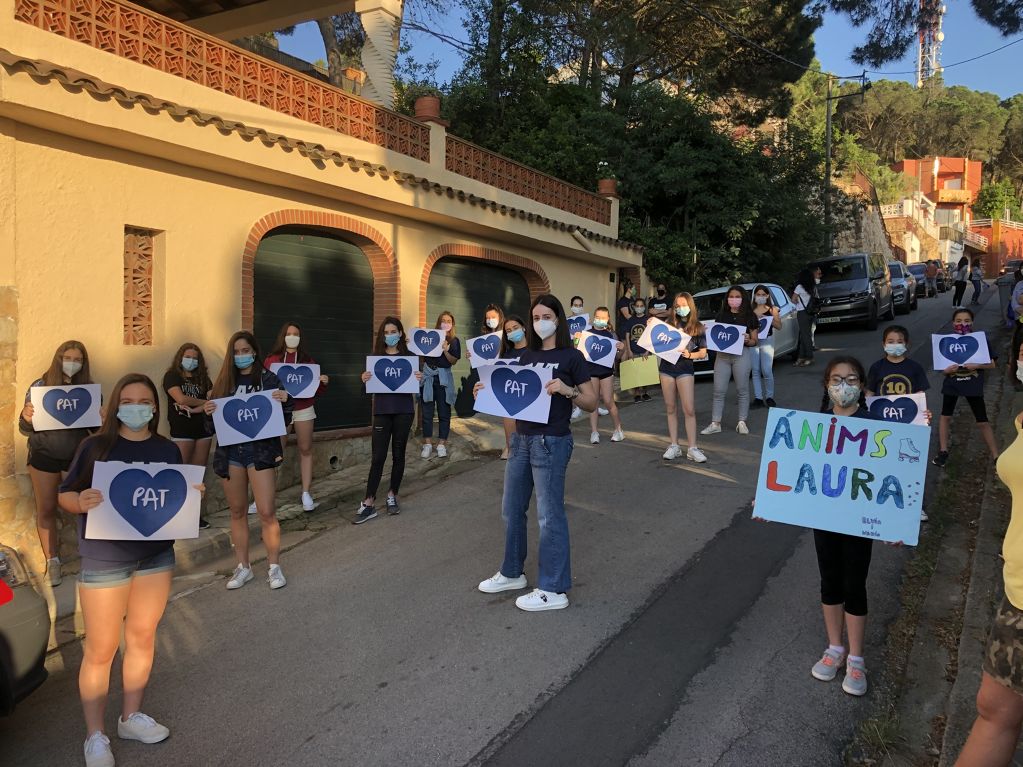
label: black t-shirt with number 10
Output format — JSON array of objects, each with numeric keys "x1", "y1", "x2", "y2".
[{"x1": 866, "y1": 357, "x2": 930, "y2": 397}]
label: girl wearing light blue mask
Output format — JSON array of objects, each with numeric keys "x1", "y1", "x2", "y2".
[
  {"x1": 585, "y1": 307, "x2": 625, "y2": 445},
  {"x1": 162, "y1": 343, "x2": 212, "y2": 529},
  {"x1": 658, "y1": 293, "x2": 708, "y2": 463},
  {"x1": 498, "y1": 315, "x2": 530, "y2": 459},
  {"x1": 750, "y1": 285, "x2": 781, "y2": 410}
]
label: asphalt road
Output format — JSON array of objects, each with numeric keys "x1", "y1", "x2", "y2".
[{"x1": 1, "y1": 286, "x2": 994, "y2": 767}]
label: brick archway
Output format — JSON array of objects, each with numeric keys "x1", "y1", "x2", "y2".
[
  {"x1": 418, "y1": 244, "x2": 551, "y2": 325},
  {"x1": 242, "y1": 210, "x2": 399, "y2": 330}
]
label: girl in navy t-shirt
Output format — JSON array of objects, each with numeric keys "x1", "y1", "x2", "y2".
[
  {"x1": 581, "y1": 306, "x2": 625, "y2": 445},
  {"x1": 658, "y1": 292, "x2": 708, "y2": 463}
]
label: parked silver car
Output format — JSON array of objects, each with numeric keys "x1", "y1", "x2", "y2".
[
  {"x1": 0, "y1": 543, "x2": 49, "y2": 715},
  {"x1": 888, "y1": 260, "x2": 918, "y2": 314},
  {"x1": 691, "y1": 283, "x2": 799, "y2": 376}
]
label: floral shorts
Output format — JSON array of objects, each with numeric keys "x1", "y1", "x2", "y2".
[{"x1": 983, "y1": 596, "x2": 1023, "y2": 694}]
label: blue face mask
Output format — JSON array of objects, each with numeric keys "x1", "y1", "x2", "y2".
[
  {"x1": 234, "y1": 354, "x2": 255, "y2": 369},
  {"x1": 675, "y1": 306, "x2": 691, "y2": 318},
  {"x1": 592, "y1": 319, "x2": 608, "y2": 329},
  {"x1": 181, "y1": 357, "x2": 199, "y2": 372},
  {"x1": 117, "y1": 404, "x2": 153, "y2": 432},
  {"x1": 384, "y1": 333, "x2": 401, "y2": 347},
  {"x1": 507, "y1": 329, "x2": 525, "y2": 344}
]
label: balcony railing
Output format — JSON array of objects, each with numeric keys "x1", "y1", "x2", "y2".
[
  {"x1": 971, "y1": 218, "x2": 1023, "y2": 232},
  {"x1": 964, "y1": 229, "x2": 989, "y2": 249}
]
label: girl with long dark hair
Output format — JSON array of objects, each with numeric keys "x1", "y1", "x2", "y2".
[
  {"x1": 498, "y1": 314, "x2": 529, "y2": 460},
  {"x1": 420, "y1": 311, "x2": 461, "y2": 460},
  {"x1": 701, "y1": 286, "x2": 759, "y2": 436},
  {"x1": 751, "y1": 285, "x2": 782, "y2": 408},
  {"x1": 659, "y1": 292, "x2": 708, "y2": 462},
  {"x1": 162, "y1": 342, "x2": 212, "y2": 529},
  {"x1": 953, "y1": 256, "x2": 970, "y2": 308},
  {"x1": 792, "y1": 269, "x2": 818, "y2": 366}
]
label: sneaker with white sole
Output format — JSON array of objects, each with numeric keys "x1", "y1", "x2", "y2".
[
  {"x1": 117, "y1": 711, "x2": 170, "y2": 744},
  {"x1": 386, "y1": 495, "x2": 400, "y2": 515},
  {"x1": 478, "y1": 572, "x2": 528, "y2": 593},
  {"x1": 437, "y1": 444, "x2": 448, "y2": 458},
  {"x1": 811, "y1": 648, "x2": 846, "y2": 681},
  {"x1": 47, "y1": 557, "x2": 62, "y2": 587},
  {"x1": 842, "y1": 657, "x2": 868, "y2": 696},
  {"x1": 920, "y1": 509, "x2": 929, "y2": 522},
  {"x1": 590, "y1": 431, "x2": 600, "y2": 444},
  {"x1": 267, "y1": 564, "x2": 286, "y2": 590},
  {"x1": 421, "y1": 444, "x2": 433, "y2": 459},
  {"x1": 598, "y1": 407, "x2": 610, "y2": 416},
  {"x1": 701, "y1": 423, "x2": 721, "y2": 435},
  {"x1": 571, "y1": 406, "x2": 582, "y2": 421},
  {"x1": 515, "y1": 588, "x2": 569, "y2": 611},
  {"x1": 353, "y1": 502, "x2": 378, "y2": 525},
  {"x1": 662, "y1": 444, "x2": 682, "y2": 460},
  {"x1": 301, "y1": 491, "x2": 315, "y2": 512},
  {"x1": 687, "y1": 446, "x2": 707, "y2": 463},
  {"x1": 736, "y1": 421, "x2": 749, "y2": 435},
  {"x1": 84, "y1": 731, "x2": 115, "y2": 767},
  {"x1": 611, "y1": 428, "x2": 625, "y2": 442},
  {"x1": 226, "y1": 564, "x2": 253, "y2": 590}
]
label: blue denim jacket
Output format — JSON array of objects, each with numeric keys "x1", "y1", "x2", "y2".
[{"x1": 421, "y1": 363, "x2": 456, "y2": 405}]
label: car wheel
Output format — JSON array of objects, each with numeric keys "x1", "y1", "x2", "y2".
[
  {"x1": 864, "y1": 302, "x2": 878, "y2": 330},
  {"x1": 896, "y1": 298, "x2": 909, "y2": 315},
  {"x1": 884, "y1": 298, "x2": 896, "y2": 320}
]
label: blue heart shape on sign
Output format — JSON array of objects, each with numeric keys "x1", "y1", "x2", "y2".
[
  {"x1": 585, "y1": 335, "x2": 613, "y2": 361},
  {"x1": 223, "y1": 395, "x2": 272, "y2": 439},
  {"x1": 868, "y1": 396, "x2": 918, "y2": 424},
  {"x1": 413, "y1": 330, "x2": 441, "y2": 352},
  {"x1": 276, "y1": 365, "x2": 314, "y2": 397},
  {"x1": 713, "y1": 325, "x2": 741, "y2": 350},
  {"x1": 939, "y1": 335, "x2": 979, "y2": 365},
  {"x1": 650, "y1": 324, "x2": 683, "y2": 353},
  {"x1": 374, "y1": 358, "x2": 413, "y2": 391},
  {"x1": 758, "y1": 317, "x2": 770, "y2": 335},
  {"x1": 568, "y1": 316, "x2": 587, "y2": 335},
  {"x1": 492, "y1": 368, "x2": 543, "y2": 416},
  {"x1": 109, "y1": 468, "x2": 187, "y2": 537},
  {"x1": 42, "y1": 387, "x2": 92, "y2": 427},
  {"x1": 472, "y1": 335, "x2": 501, "y2": 361}
]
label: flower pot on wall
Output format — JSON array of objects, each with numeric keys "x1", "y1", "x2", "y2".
[
  {"x1": 598, "y1": 178, "x2": 618, "y2": 196},
  {"x1": 414, "y1": 95, "x2": 441, "y2": 121},
  {"x1": 343, "y1": 66, "x2": 366, "y2": 85}
]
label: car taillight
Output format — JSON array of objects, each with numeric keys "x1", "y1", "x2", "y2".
[{"x1": 0, "y1": 545, "x2": 30, "y2": 588}]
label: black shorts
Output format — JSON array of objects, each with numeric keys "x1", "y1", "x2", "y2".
[
  {"x1": 941, "y1": 394, "x2": 988, "y2": 422},
  {"x1": 27, "y1": 452, "x2": 72, "y2": 474}
]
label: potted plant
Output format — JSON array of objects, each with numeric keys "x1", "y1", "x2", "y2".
[
  {"x1": 597, "y1": 162, "x2": 619, "y2": 196},
  {"x1": 406, "y1": 84, "x2": 443, "y2": 121}
]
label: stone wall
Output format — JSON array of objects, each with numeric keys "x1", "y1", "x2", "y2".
[{"x1": 833, "y1": 198, "x2": 895, "y2": 258}]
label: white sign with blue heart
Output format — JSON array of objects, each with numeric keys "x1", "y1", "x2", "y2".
[
  {"x1": 567, "y1": 314, "x2": 590, "y2": 337},
  {"x1": 406, "y1": 328, "x2": 446, "y2": 358},
  {"x1": 467, "y1": 332, "x2": 504, "y2": 369},
  {"x1": 931, "y1": 331, "x2": 990, "y2": 370},
  {"x1": 366, "y1": 356, "x2": 420, "y2": 394},
  {"x1": 86, "y1": 461, "x2": 205, "y2": 540},
  {"x1": 704, "y1": 322, "x2": 747, "y2": 355},
  {"x1": 475, "y1": 364, "x2": 553, "y2": 424},
  {"x1": 269, "y1": 363, "x2": 321, "y2": 399},
  {"x1": 211, "y1": 391, "x2": 287, "y2": 446},
  {"x1": 577, "y1": 331, "x2": 618, "y2": 368},
  {"x1": 637, "y1": 321, "x2": 690, "y2": 364},
  {"x1": 865, "y1": 393, "x2": 929, "y2": 426},
  {"x1": 29, "y1": 383, "x2": 103, "y2": 432}
]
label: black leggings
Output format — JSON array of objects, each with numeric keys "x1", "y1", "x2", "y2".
[
  {"x1": 814, "y1": 530, "x2": 873, "y2": 616},
  {"x1": 953, "y1": 280, "x2": 968, "y2": 307},
  {"x1": 941, "y1": 393, "x2": 988, "y2": 422},
  {"x1": 365, "y1": 412, "x2": 413, "y2": 500}
]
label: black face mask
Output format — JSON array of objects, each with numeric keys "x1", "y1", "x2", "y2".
[{"x1": 656, "y1": 289, "x2": 665, "y2": 296}]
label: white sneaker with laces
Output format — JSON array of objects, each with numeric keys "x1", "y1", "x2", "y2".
[
  {"x1": 267, "y1": 564, "x2": 287, "y2": 590},
  {"x1": 515, "y1": 588, "x2": 569, "y2": 611},
  {"x1": 247, "y1": 502, "x2": 257, "y2": 515},
  {"x1": 301, "y1": 491, "x2": 315, "y2": 512},
  {"x1": 736, "y1": 421, "x2": 749, "y2": 435},
  {"x1": 47, "y1": 557, "x2": 62, "y2": 587},
  {"x1": 611, "y1": 428, "x2": 625, "y2": 442},
  {"x1": 117, "y1": 711, "x2": 170, "y2": 744},
  {"x1": 437, "y1": 444, "x2": 448, "y2": 458},
  {"x1": 84, "y1": 731, "x2": 115, "y2": 767},
  {"x1": 662, "y1": 444, "x2": 682, "y2": 460},
  {"x1": 687, "y1": 446, "x2": 707, "y2": 463},
  {"x1": 571, "y1": 406, "x2": 582, "y2": 421},
  {"x1": 478, "y1": 572, "x2": 528, "y2": 593},
  {"x1": 590, "y1": 431, "x2": 600, "y2": 444},
  {"x1": 226, "y1": 564, "x2": 253, "y2": 590},
  {"x1": 701, "y1": 423, "x2": 721, "y2": 435},
  {"x1": 421, "y1": 444, "x2": 433, "y2": 459},
  {"x1": 598, "y1": 407, "x2": 610, "y2": 416}
]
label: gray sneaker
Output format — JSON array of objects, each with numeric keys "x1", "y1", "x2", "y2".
[
  {"x1": 811, "y1": 648, "x2": 846, "y2": 681},
  {"x1": 842, "y1": 657, "x2": 868, "y2": 696}
]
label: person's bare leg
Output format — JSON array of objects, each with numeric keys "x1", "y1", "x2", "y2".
[
  {"x1": 956, "y1": 672, "x2": 1023, "y2": 766},
  {"x1": 679, "y1": 377, "x2": 698, "y2": 449},
  {"x1": 223, "y1": 466, "x2": 250, "y2": 566},
  {"x1": 939, "y1": 414, "x2": 952, "y2": 452},
  {"x1": 589, "y1": 377, "x2": 600, "y2": 435},
  {"x1": 660, "y1": 375, "x2": 679, "y2": 444},
  {"x1": 29, "y1": 467, "x2": 62, "y2": 561},
  {"x1": 294, "y1": 419, "x2": 315, "y2": 491},
  {"x1": 176, "y1": 440, "x2": 195, "y2": 464},
  {"x1": 120, "y1": 571, "x2": 172, "y2": 718},
  {"x1": 78, "y1": 583, "x2": 131, "y2": 735},
  {"x1": 845, "y1": 613, "x2": 866, "y2": 658},
  {"x1": 822, "y1": 603, "x2": 845, "y2": 648},
  {"x1": 602, "y1": 377, "x2": 622, "y2": 430},
  {"x1": 249, "y1": 467, "x2": 280, "y2": 564}
]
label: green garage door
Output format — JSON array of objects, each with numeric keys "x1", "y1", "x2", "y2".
[
  {"x1": 254, "y1": 228, "x2": 374, "y2": 429},
  {"x1": 426, "y1": 257, "x2": 531, "y2": 417}
]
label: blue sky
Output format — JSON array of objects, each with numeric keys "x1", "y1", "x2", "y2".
[{"x1": 278, "y1": 6, "x2": 1021, "y2": 100}]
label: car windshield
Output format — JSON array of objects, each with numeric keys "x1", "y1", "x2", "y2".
[
  {"x1": 694, "y1": 293, "x2": 726, "y2": 319},
  {"x1": 811, "y1": 257, "x2": 867, "y2": 283},
  {"x1": 907, "y1": 264, "x2": 925, "y2": 275},
  {"x1": 890, "y1": 264, "x2": 904, "y2": 278}
]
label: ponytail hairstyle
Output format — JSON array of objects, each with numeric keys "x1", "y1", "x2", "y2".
[
  {"x1": 42, "y1": 340, "x2": 92, "y2": 387},
  {"x1": 211, "y1": 331, "x2": 263, "y2": 398}
]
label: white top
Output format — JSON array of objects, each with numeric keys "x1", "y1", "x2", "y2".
[{"x1": 793, "y1": 284, "x2": 812, "y2": 310}]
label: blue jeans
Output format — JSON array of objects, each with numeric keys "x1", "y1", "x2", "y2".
[
  {"x1": 751, "y1": 338, "x2": 776, "y2": 400},
  {"x1": 422, "y1": 385, "x2": 451, "y2": 440},
  {"x1": 500, "y1": 432, "x2": 574, "y2": 593}
]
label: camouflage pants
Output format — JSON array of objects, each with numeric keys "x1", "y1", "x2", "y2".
[{"x1": 983, "y1": 596, "x2": 1023, "y2": 694}]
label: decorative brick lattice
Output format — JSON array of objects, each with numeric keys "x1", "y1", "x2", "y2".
[
  {"x1": 446, "y1": 136, "x2": 612, "y2": 226},
  {"x1": 123, "y1": 226, "x2": 155, "y2": 345},
  {"x1": 14, "y1": 0, "x2": 430, "y2": 162}
]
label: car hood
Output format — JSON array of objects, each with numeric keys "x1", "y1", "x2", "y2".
[{"x1": 815, "y1": 279, "x2": 869, "y2": 298}]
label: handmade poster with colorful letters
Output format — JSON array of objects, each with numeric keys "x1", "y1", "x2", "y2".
[
  {"x1": 578, "y1": 331, "x2": 618, "y2": 368},
  {"x1": 86, "y1": 461, "x2": 205, "y2": 540},
  {"x1": 29, "y1": 384, "x2": 102, "y2": 431},
  {"x1": 865, "y1": 393, "x2": 929, "y2": 426},
  {"x1": 754, "y1": 408, "x2": 926, "y2": 545},
  {"x1": 365, "y1": 356, "x2": 420, "y2": 395},
  {"x1": 406, "y1": 328, "x2": 445, "y2": 358},
  {"x1": 474, "y1": 364, "x2": 553, "y2": 424},
  {"x1": 269, "y1": 363, "x2": 321, "y2": 399},
  {"x1": 757, "y1": 315, "x2": 773, "y2": 340},
  {"x1": 637, "y1": 321, "x2": 689, "y2": 364},
  {"x1": 467, "y1": 332, "x2": 503, "y2": 369},
  {"x1": 210, "y1": 391, "x2": 287, "y2": 447},
  {"x1": 703, "y1": 322, "x2": 747, "y2": 355},
  {"x1": 567, "y1": 314, "x2": 590, "y2": 337},
  {"x1": 931, "y1": 331, "x2": 991, "y2": 370},
  {"x1": 619, "y1": 356, "x2": 661, "y2": 390}
]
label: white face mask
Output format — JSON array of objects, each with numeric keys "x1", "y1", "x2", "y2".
[
  {"x1": 285, "y1": 335, "x2": 300, "y2": 349},
  {"x1": 571, "y1": 305, "x2": 584, "y2": 315},
  {"x1": 486, "y1": 317, "x2": 500, "y2": 330},
  {"x1": 62, "y1": 360, "x2": 83, "y2": 378},
  {"x1": 533, "y1": 319, "x2": 558, "y2": 340}
]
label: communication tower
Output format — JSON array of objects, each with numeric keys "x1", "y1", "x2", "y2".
[{"x1": 916, "y1": 1, "x2": 946, "y2": 88}]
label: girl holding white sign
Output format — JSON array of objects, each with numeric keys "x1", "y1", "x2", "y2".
[
  {"x1": 420, "y1": 311, "x2": 461, "y2": 460},
  {"x1": 659, "y1": 293, "x2": 708, "y2": 463},
  {"x1": 702, "y1": 286, "x2": 759, "y2": 436},
  {"x1": 19, "y1": 339, "x2": 95, "y2": 586},
  {"x1": 265, "y1": 322, "x2": 329, "y2": 512},
  {"x1": 499, "y1": 314, "x2": 529, "y2": 460},
  {"x1": 750, "y1": 285, "x2": 781, "y2": 409},
  {"x1": 162, "y1": 343, "x2": 213, "y2": 529},
  {"x1": 204, "y1": 331, "x2": 292, "y2": 591},
  {"x1": 58, "y1": 373, "x2": 200, "y2": 766},
  {"x1": 585, "y1": 306, "x2": 625, "y2": 445}
]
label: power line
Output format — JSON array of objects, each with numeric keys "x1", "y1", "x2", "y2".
[{"x1": 865, "y1": 36, "x2": 1023, "y2": 75}]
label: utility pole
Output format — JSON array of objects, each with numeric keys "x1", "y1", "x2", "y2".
[{"x1": 822, "y1": 72, "x2": 869, "y2": 258}]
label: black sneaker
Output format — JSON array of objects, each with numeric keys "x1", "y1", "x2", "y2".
[
  {"x1": 751, "y1": 399, "x2": 765, "y2": 409},
  {"x1": 386, "y1": 495, "x2": 400, "y2": 515},
  {"x1": 198, "y1": 517, "x2": 211, "y2": 530},
  {"x1": 641, "y1": 393, "x2": 652, "y2": 402},
  {"x1": 353, "y1": 503, "x2": 378, "y2": 525},
  {"x1": 765, "y1": 398, "x2": 777, "y2": 408},
  {"x1": 932, "y1": 451, "x2": 949, "y2": 468},
  {"x1": 634, "y1": 395, "x2": 642, "y2": 403}
]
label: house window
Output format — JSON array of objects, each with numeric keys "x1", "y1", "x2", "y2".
[
  {"x1": 944, "y1": 178, "x2": 963, "y2": 190},
  {"x1": 123, "y1": 226, "x2": 156, "y2": 345}
]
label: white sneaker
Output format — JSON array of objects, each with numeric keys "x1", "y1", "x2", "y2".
[
  {"x1": 267, "y1": 564, "x2": 286, "y2": 590},
  {"x1": 47, "y1": 557, "x2": 62, "y2": 587},
  {"x1": 736, "y1": 421, "x2": 749, "y2": 435},
  {"x1": 301, "y1": 491, "x2": 315, "y2": 512},
  {"x1": 117, "y1": 711, "x2": 169, "y2": 744},
  {"x1": 226, "y1": 564, "x2": 253, "y2": 590},
  {"x1": 598, "y1": 407, "x2": 610, "y2": 416},
  {"x1": 437, "y1": 444, "x2": 448, "y2": 458},
  {"x1": 701, "y1": 423, "x2": 721, "y2": 435},
  {"x1": 610, "y1": 428, "x2": 625, "y2": 442},
  {"x1": 687, "y1": 446, "x2": 708, "y2": 463},
  {"x1": 478, "y1": 572, "x2": 528, "y2": 593},
  {"x1": 247, "y1": 502, "x2": 257, "y2": 515},
  {"x1": 571, "y1": 406, "x2": 582, "y2": 421},
  {"x1": 515, "y1": 588, "x2": 569, "y2": 611},
  {"x1": 590, "y1": 431, "x2": 600, "y2": 444},
  {"x1": 84, "y1": 731, "x2": 115, "y2": 767},
  {"x1": 421, "y1": 444, "x2": 433, "y2": 459},
  {"x1": 662, "y1": 444, "x2": 682, "y2": 460}
]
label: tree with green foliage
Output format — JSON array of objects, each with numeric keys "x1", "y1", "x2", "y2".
[{"x1": 973, "y1": 179, "x2": 1022, "y2": 220}]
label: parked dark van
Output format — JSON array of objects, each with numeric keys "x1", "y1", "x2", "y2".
[{"x1": 807, "y1": 252, "x2": 894, "y2": 330}]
